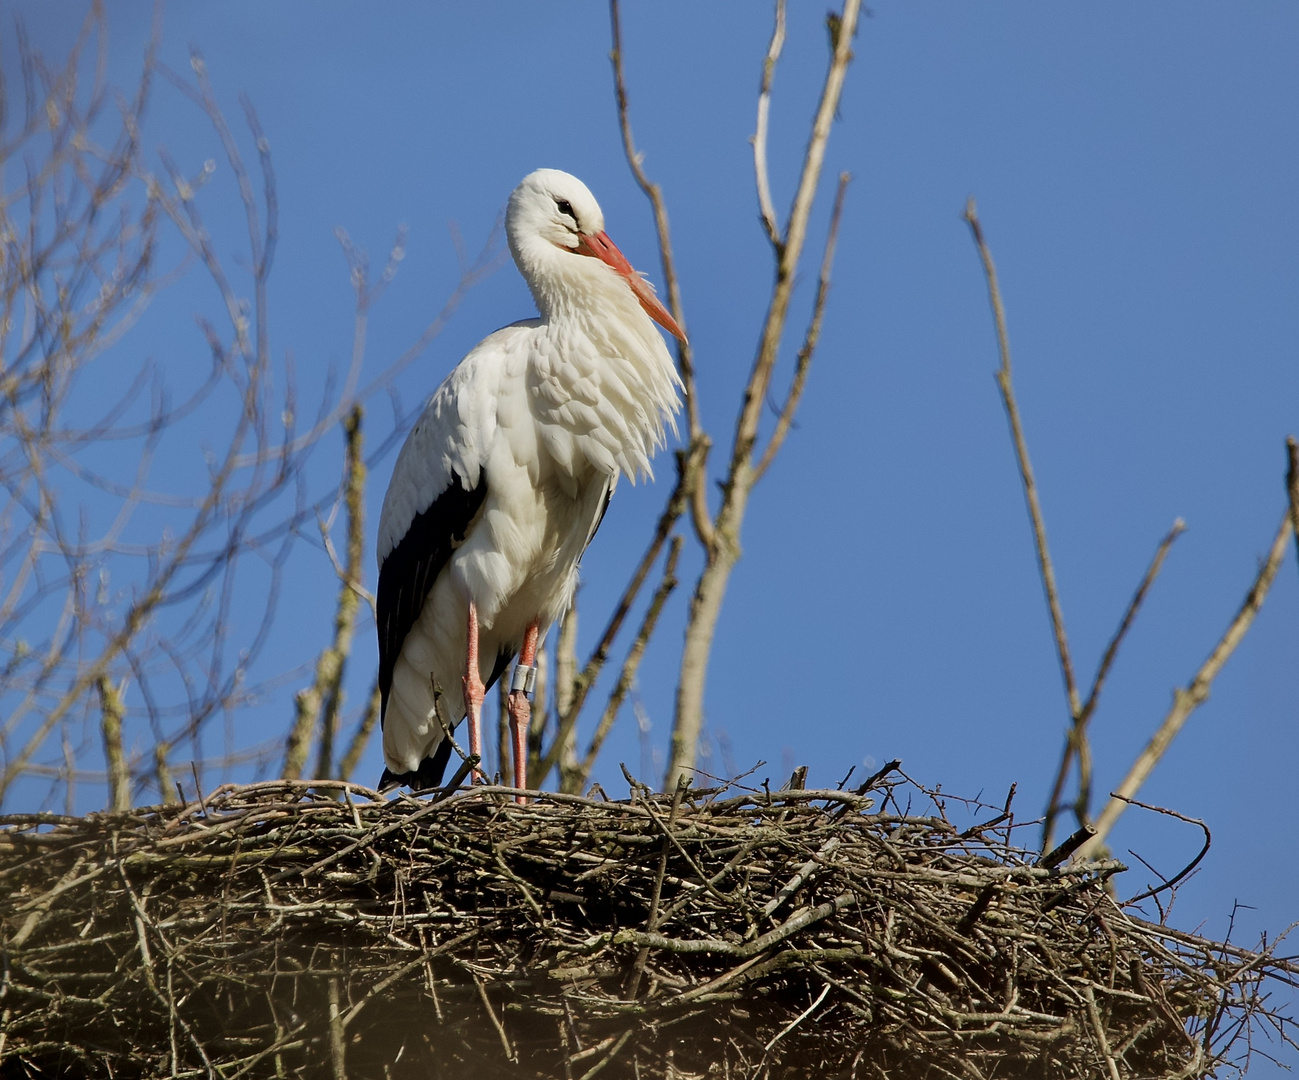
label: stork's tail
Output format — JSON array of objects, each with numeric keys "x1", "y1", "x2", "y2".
[{"x1": 377, "y1": 738, "x2": 455, "y2": 793}]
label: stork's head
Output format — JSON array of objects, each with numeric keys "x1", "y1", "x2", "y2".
[{"x1": 506, "y1": 169, "x2": 686, "y2": 342}]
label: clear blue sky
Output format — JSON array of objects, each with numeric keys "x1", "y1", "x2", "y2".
[{"x1": 12, "y1": 4, "x2": 1298, "y2": 1067}]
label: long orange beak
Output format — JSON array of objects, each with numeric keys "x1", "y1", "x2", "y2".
[{"x1": 576, "y1": 230, "x2": 687, "y2": 343}]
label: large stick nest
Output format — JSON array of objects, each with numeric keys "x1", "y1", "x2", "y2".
[{"x1": 1, "y1": 774, "x2": 1293, "y2": 1078}]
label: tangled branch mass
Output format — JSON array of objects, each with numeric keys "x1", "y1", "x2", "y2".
[{"x1": 3, "y1": 775, "x2": 1291, "y2": 1079}]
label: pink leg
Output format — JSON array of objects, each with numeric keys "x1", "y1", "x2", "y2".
[
  {"x1": 508, "y1": 621, "x2": 540, "y2": 803},
  {"x1": 462, "y1": 601, "x2": 486, "y2": 780}
]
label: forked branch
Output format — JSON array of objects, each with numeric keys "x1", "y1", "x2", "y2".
[
  {"x1": 283, "y1": 406, "x2": 366, "y2": 781},
  {"x1": 568, "y1": 536, "x2": 683, "y2": 794},
  {"x1": 1042, "y1": 518, "x2": 1185, "y2": 850},
  {"x1": 666, "y1": 0, "x2": 861, "y2": 786},
  {"x1": 533, "y1": 445, "x2": 704, "y2": 789},
  {"x1": 755, "y1": 172, "x2": 850, "y2": 482},
  {"x1": 1079, "y1": 509, "x2": 1294, "y2": 858}
]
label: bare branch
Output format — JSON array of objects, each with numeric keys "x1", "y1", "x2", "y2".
[
  {"x1": 1042, "y1": 518, "x2": 1186, "y2": 850},
  {"x1": 154, "y1": 742, "x2": 177, "y2": 805},
  {"x1": 1115, "y1": 795, "x2": 1212, "y2": 907},
  {"x1": 667, "y1": 0, "x2": 861, "y2": 786},
  {"x1": 528, "y1": 647, "x2": 548, "y2": 774},
  {"x1": 731, "y1": 3, "x2": 860, "y2": 477},
  {"x1": 963, "y1": 197, "x2": 1082, "y2": 729},
  {"x1": 1287, "y1": 436, "x2": 1299, "y2": 576},
  {"x1": 533, "y1": 446, "x2": 702, "y2": 789},
  {"x1": 608, "y1": 0, "x2": 712, "y2": 551},
  {"x1": 569, "y1": 536, "x2": 682, "y2": 794},
  {"x1": 551, "y1": 602, "x2": 580, "y2": 785},
  {"x1": 336, "y1": 680, "x2": 380, "y2": 784},
  {"x1": 283, "y1": 406, "x2": 366, "y2": 782},
  {"x1": 753, "y1": 0, "x2": 788, "y2": 251},
  {"x1": 98, "y1": 673, "x2": 129, "y2": 811},
  {"x1": 754, "y1": 172, "x2": 849, "y2": 482},
  {"x1": 1080, "y1": 509, "x2": 1294, "y2": 858}
]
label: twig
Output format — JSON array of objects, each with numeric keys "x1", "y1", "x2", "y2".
[
  {"x1": 1081, "y1": 509, "x2": 1293, "y2": 858},
  {"x1": 667, "y1": 0, "x2": 862, "y2": 786},
  {"x1": 475, "y1": 975, "x2": 515, "y2": 1063},
  {"x1": 553, "y1": 602, "x2": 580, "y2": 786},
  {"x1": 754, "y1": 172, "x2": 851, "y2": 482},
  {"x1": 608, "y1": 0, "x2": 712, "y2": 550},
  {"x1": 1084, "y1": 984, "x2": 1123, "y2": 1080},
  {"x1": 535, "y1": 446, "x2": 702, "y2": 788},
  {"x1": 1287, "y1": 436, "x2": 1299, "y2": 575},
  {"x1": 327, "y1": 975, "x2": 346, "y2": 1080},
  {"x1": 762, "y1": 836, "x2": 842, "y2": 918},
  {"x1": 97, "y1": 674, "x2": 130, "y2": 812},
  {"x1": 577, "y1": 1028, "x2": 633, "y2": 1080},
  {"x1": 190, "y1": 763, "x2": 207, "y2": 819},
  {"x1": 963, "y1": 198, "x2": 1081, "y2": 731},
  {"x1": 752, "y1": 0, "x2": 788, "y2": 251},
  {"x1": 1038, "y1": 824, "x2": 1097, "y2": 870},
  {"x1": 628, "y1": 773, "x2": 690, "y2": 1000},
  {"x1": 336, "y1": 680, "x2": 380, "y2": 783},
  {"x1": 1043, "y1": 518, "x2": 1186, "y2": 849},
  {"x1": 1116, "y1": 795, "x2": 1212, "y2": 906},
  {"x1": 284, "y1": 406, "x2": 366, "y2": 782},
  {"x1": 764, "y1": 982, "x2": 829, "y2": 1054},
  {"x1": 572, "y1": 536, "x2": 683, "y2": 792}
]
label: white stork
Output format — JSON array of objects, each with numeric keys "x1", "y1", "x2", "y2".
[{"x1": 376, "y1": 168, "x2": 685, "y2": 795}]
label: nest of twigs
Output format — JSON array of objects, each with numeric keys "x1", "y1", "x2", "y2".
[{"x1": 1, "y1": 772, "x2": 1294, "y2": 1079}]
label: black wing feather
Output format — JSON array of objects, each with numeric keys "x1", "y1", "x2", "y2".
[
  {"x1": 378, "y1": 645, "x2": 514, "y2": 791},
  {"x1": 376, "y1": 472, "x2": 488, "y2": 727}
]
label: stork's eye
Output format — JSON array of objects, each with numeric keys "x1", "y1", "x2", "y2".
[{"x1": 555, "y1": 198, "x2": 577, "y2": 223}]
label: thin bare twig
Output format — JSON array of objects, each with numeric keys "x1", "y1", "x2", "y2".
[
  {"x1": 1287, "y1": 436, "x2": 1299, "y2": 575},
  {"x1": 627, "y1": 773, "x2": 689, "y2": 1000},
  {"x1": 1116, "y1": 795, "x2": 1212, "y2": 906},
  {"x1": 764, "y1": 982, "x2": 830, "y2": 1054},
  {"x1": 754, "y1": 172, "x2": 850, "y2": 482},
  {"x1": 753, "y1": 0, "x2": 788, "y2": 250},
  {"x1": 963, "y1": 198, "x2": 1082, "y2": 729},
  {"x1": 283, "y1": 407, "x2": 366, "y2": 781},
  {"x1": 1081, "y1": 509, "x2": 1294, "y2": 858},
  {"x1": 571, "y1": 537, "x2": 682, "y2": 793},
  {"x1": 666, "y1": 0, "x2": 861, "y2": 786},
  {"x1": 336, "y1": 680, "x2": 380, "y2": 784},
  {"x1": 552, "y1": 602, "x2": 580, "y2": 785},
  {"x1": 609, "y1": 0, "x2": 713, "y2": 551},
  {"x1": 533, "y1": 445, "x2": 703, "y2": 789},
  {"x1": 475, "y1": 975, "x2": 515, "y2": 1063},
  {"x1": 1042, "y1": 518, "x2": 1186, "y2": 850},
  {"x1": 1084, "y1": 984, "x2": 1123, "y2": 1080}
]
